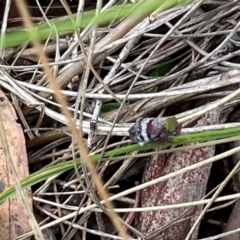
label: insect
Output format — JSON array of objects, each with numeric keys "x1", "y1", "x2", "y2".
[{"x1": 128, "y1": 116, "x2": 182, "y2": 145}]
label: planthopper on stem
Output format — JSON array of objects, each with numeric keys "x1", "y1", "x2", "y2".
[{"x1": 128, "y1": 116, "x2": 182, "y2": 146}]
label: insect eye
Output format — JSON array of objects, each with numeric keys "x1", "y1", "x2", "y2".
[{"x1": 165, "y1": 117, "x2": 178, "y2": 132}]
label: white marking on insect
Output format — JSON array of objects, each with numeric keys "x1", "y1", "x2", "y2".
[{"x1": 141, "y1": 118, "x2": 152, "y2": 142}]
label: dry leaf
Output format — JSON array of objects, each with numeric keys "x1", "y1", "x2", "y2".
[{"x1": 0, "y1": 90, "x2": 32, "y2": 239}]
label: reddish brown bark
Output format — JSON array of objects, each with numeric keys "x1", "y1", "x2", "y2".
[{"x1": 135, "y1": 109, "x2": 220, "y2": 239}]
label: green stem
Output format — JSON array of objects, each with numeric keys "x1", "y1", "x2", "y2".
[
  {"x1": 3, "y1": 0, "x2": 190, "y2": 48},
  {"x1": 0, "y1": 126, "x2": 240, "y2": 203}
]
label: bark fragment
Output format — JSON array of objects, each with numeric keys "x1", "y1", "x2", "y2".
[{"x1": 135, "y1": 109, "x2": 221, "y2": 240}]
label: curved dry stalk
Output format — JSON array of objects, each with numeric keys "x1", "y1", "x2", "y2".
[{"x1": 2, "y1": 0, "x2": 240, "y2": 239}]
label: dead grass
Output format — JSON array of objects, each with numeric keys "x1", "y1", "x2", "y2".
[{"x1": 1, "y1": 0, "x2": 240, "y2": 239}]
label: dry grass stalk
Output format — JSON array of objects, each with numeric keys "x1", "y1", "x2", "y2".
[{"x1": 1, "y1": 0, "x2": 240, "y2": 239}]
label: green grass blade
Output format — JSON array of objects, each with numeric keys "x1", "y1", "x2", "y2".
[
  {"x1": 0, "y1": 126, "x2": 240, "y2": 203},
  {"x1": 2, "y1": 0, "x2": 191, "y2": 48}
]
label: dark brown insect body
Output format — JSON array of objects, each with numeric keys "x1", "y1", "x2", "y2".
[{"x1": 128, "y1": 117, "x2": 181, "y2": 145}]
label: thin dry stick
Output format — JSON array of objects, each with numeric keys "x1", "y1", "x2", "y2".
[
  {"x1": 33, "y1": 191, "x2": 240, "y2": 213},
  {"x1": 0, "y1": 0, "x2": 11, "y2": 57},
  {"x1": 58, "y1": 1, "x2": 92, "y2": 238},
  {"x1": 179, "y1": 23, "x2": 240, "y2": 123},
  {"x1": 9, "y1": 72, "x2": 240, "y2": 99},
  {"x1": 185, "y1": 157, "x2": 240, "y2": 239},
  {"x1": 8, "y1": 2, "x2": 240, "y2": 240},
  {"x1": 61, "y1": 0, "x2": 89, "y2": 238},
  {"x1": 179, "y1": 84, "x2": 240, "y2": 124},
  {"x1": 14, "y1": 0, "x2": 129, "y2": 239},
  {"x1": 15, "y1": 145, "x2": 240, "y2": 239},
  {"x1": 88, "y1": 33, "x2": 142, "y2": 147},
  {"x1": 63, "y1": 0, "x2": 137, "y2": 238},
  {"x1": 97, "y1": 0, "x2": 203, "y2": 164}
]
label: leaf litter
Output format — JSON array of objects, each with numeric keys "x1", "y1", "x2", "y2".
[{"x1": 1, "y1": 0, "x2": 240, "y2": 239}]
